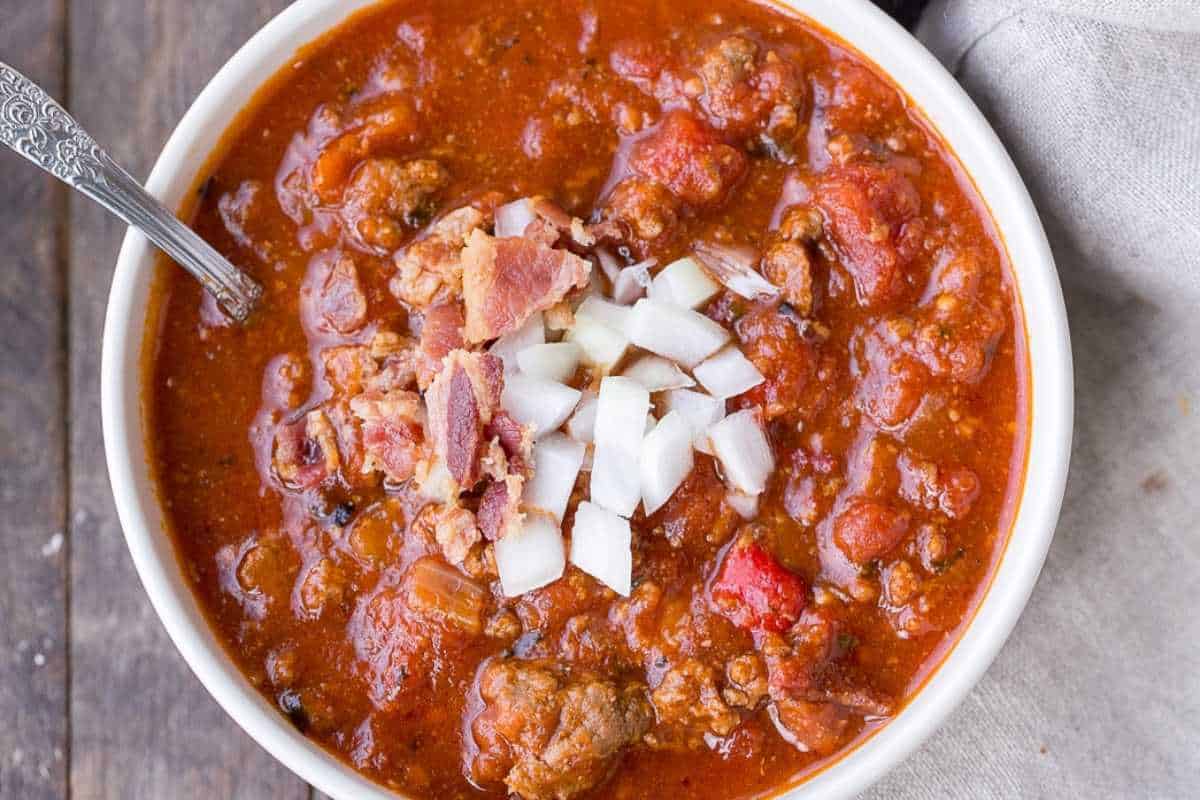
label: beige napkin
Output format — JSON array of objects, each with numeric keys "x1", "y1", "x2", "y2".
[{"x1": 863, "y1": 2, "x2": 1200, "y2": 797}]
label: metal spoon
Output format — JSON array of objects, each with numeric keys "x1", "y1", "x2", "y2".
[{"x1": 0, "y1": 61, "x2": 261, "y2": 322}]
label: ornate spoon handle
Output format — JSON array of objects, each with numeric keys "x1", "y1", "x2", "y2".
[{"x1": 0, "y1": 61, "x2": 261, "y2": 322}]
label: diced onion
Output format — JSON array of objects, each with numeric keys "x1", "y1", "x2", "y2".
[
  {"x1": 516, "y1": 342, "x2": 582, "y2": 383},
  {"x1": 590, "y1": 376, "x2": 649, "y2": 516},
  {"x1": 567, "y1": 313, "x2": 629, "y2": 371},
  {"x1": 693, "y1": 241, "x2": 780, "y2": 300},
  {"x1": 693, "y1": 346, "x2": 765, "y2": 399},
  {"x1": 576, "y1": 295, "x2": 632, "y2": 333},
  {"x1": 566, "y1": 390, "x2": 598, "y2": 443},
  {"x1": 620, "y1": 355, "x2": 696, "y2": 392},
  {"x1": 494, "y1": 198, "x2": 536, "y2": 238},
  {"x1": 663, "y1": 389, "x2": 726, "y2": 454},
  {"x1": 627, "y1": 298, "x2": 730, "y2": 368},
  {"x1": 501, "y1": 374, "x2": 582, "y2": 437},
  {"x1": 725, "y1": 490, "x2": 760, "y2": 520},
  {"x1": 523, "y1": 433, "x2": 586, "y2": 521},
  {"x1": 495, "y1": 512, "x2": 565, "y2": 597},
  {"x1": 611, "y1": 259, "x2": 655, "y2": 305},
  {"x1": 640, "y1": 411, "x2": 695, "y2": 515},
  {"x1": 707, "y1": 408, "x2": 774, "y2": 495},
  {"x1": 596, "y1": 246, "x2": 622, "y2": 283},
  {"x1": 489, "y1": 312, "x2": 544, "y2": 374},
  {"x1": 569, "y1": 501, "x2": 632, "y2": 596},
  {"x1": 649, "y1": 257, "x2": 721, "y2": 309}
]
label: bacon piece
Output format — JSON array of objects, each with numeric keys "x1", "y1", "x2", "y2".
[
  {"x1": 390, "y1": 206, "x2": 488, "y2": 308},
  {"x1": 348, "y1": 390, "x2": 426, "y2": 483},
  {"x1": 460, "y1": 229, "x2": 591, "y2": 344},
  {"x1": 477, "y1": 474, "x2": 525, "y2": 541},
  {"x1": 628, "y1": 111, "x2": 747, "y2": 206},
  {"x1": 485, "y1": 411, "x2": 535, "y2": 478},
  {"x1": 416, "y1": 302, "x2": 466, "y2": 389},
  {"x1": 432, "y1": 503, "x2": 482, "y2": 565},
  {"x1": 272, "y1": 409, "x2": 341, "y2": 491},
  {"x1": 424, "y1": 350, "x2": 505, "y2": 489},
  {"x1": 322, "y1": 345, "x2": 378, "y2": 395}
]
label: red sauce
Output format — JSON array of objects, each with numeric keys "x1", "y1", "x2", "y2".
[{"x1": 145, "y1": 1, "x2": 1028, "y2": 798}]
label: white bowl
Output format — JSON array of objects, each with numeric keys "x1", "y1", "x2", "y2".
[{"x1": 101, "y1": 1, "x2": 1074, "y2": 797}]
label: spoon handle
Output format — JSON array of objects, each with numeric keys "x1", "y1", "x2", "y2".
[{"x1": 0, "y1": 61, "x2": 261, "y2": 322}]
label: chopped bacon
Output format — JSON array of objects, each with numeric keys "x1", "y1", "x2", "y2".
[
  {"x1": 348, "y1": 390, "x2": 426, "y2": 483},
  {"x1": 315, "y1": 256, "x2": 368, "y2": 334},
  {"x1": 424, "y1": 350, "x2": 505, "y2": 489},
  {"x1": 432, "y1": 503, "x2": 482, "y2": 565},
  {"x1": 416, "y1": 302, "x2": 466, "y2": 389},
  {"x1": 460, "y1": 229, "x2": 592, "y2": 343},
  {"x1": 477, "y1": 474, "x2": 525, "y2": 541},
  {"x1": 628, "y1": 112, "x2": 747, "y2": 207},
  {"x1": 484, "y1": 411, "x2": 535, "y2": 478},
  {"x1": 272, "y1": 409, "x2": 341, "y2": 491},
  {"x1": 323, "y1": 345, "x2": 378, "y2": 395},
  {"x1": 390, "y1": 206, "x2": 488, "y2": 308}
]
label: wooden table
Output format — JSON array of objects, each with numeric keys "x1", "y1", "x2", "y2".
[{"x1": 0, "y1": 1, "x2": 924, "y2": 797}]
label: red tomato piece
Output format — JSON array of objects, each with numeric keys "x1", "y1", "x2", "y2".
[{"x1": 711, "y1": 538, "x2": 808, "y2": 633}]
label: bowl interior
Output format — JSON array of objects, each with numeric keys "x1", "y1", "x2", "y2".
[{"x1": 100, "y1": 1, "x2": 1073, "y2": 798}]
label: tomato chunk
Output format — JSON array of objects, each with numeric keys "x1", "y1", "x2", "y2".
[{"x1": 711, "y1": 537, "x2": 807, "y2": 633}]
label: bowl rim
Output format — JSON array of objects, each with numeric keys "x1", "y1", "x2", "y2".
[{"x1": 100, "y1": 1, "x2": 1074, "y2": 798}]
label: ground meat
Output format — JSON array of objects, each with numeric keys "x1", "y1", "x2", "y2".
[
  {"x1": 909, "y1": 290, "x2": 1005, "y2": 384},
  {"x1": 723, "y1": 653, "x2": 769, "y2": 709},
  {"x1": 390, "y1": 205, "x2": 488, "y2": 308},
  {"x1": 762, "y1": 204, "x2": 822, "y2": 315},
  {"x1": 601, "y1": 177, "x2": 680, "y2": 248},
  {"x1": 897, "y1": 451, "x2": 980, "y2": 520},
  {"x1": 647, "y1": 658, "x2": 740, "y2": 750},
  {"x1": 217, "y1": 180, "x2": 275, "y2": 262},
  {"x1": 854, "y1": 317, "x2": 928, "y2": 428},
  {"x1": 695, "y1": 36, "x2": 807, "y2": 155},
  {"x1": 735, "y1": 304, "x2": 818, "y2": 421},
  {"x1": 628, "y1": 111, "x2": 747, "y2": 207},
  {"x1": 811, "y1": 162, "x2": 921, "y2": 307},
  {"x1": 309, "y1": 100, "x2": 421, "y2": 205},
  {"x1": 470, "y1": 659, "x2": 652, "y2": 800},
  {"x1": 340, "y1": 157, "x2": 449, "y2": 251}
]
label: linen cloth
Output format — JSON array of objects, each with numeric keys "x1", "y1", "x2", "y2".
[{"x1": 863, "y1": 2, "x2": 1200, "y2": 797}]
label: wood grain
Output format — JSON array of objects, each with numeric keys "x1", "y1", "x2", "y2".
[
  {"x1": 0, "y1": 3, "x2": 69, "y2": 799},
  {"x1": 64, "y1": 1, "x2": 306, "y2": 797}
]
